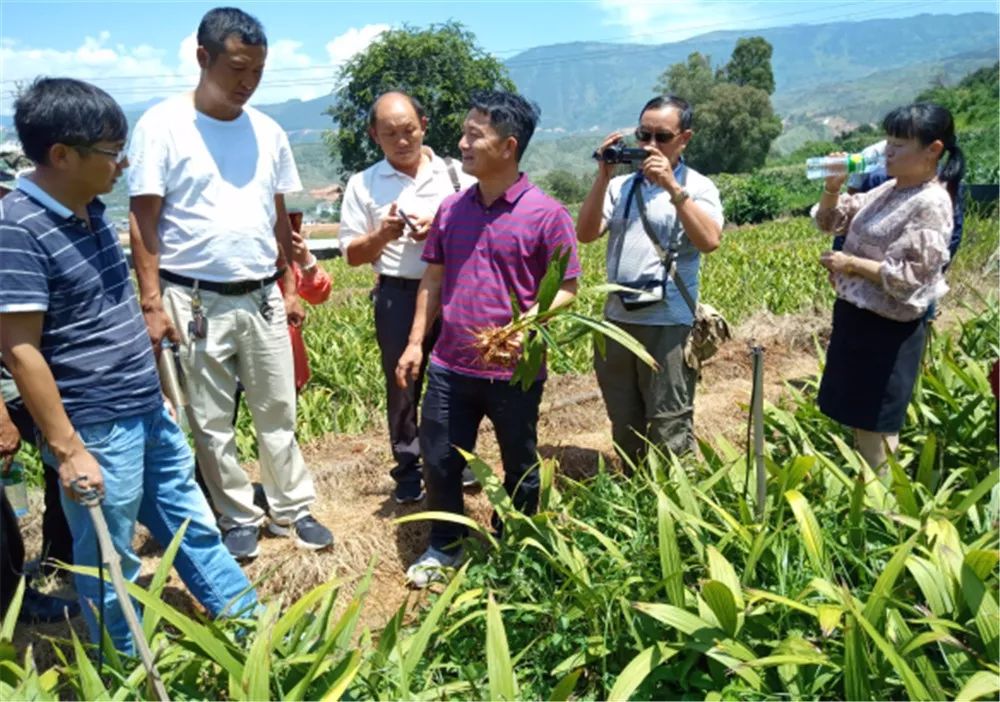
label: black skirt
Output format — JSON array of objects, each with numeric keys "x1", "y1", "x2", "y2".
[{"x1": 818, "y1": 299, "x2": 927, "y2": 433}]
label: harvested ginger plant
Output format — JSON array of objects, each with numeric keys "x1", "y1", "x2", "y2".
[{"x1": 472, "y1": 323, "x2": 523, "y2": 368}]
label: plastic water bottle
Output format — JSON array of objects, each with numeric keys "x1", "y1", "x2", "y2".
[
  {"x1": 806, "y1": 148, "x2": 886, "y2": 180},
  {"x1": 2, "y1": 461, "x2": 29, "y2": 518}
]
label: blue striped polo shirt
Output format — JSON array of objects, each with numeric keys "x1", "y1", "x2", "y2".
[{"x1": 0, "y1": 177, "x2": 162, "y2": 425}]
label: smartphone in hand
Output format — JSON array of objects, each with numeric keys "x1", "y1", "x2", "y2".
[{"x1": 396, "y1": 207, "x2": 418, "y2": 235}]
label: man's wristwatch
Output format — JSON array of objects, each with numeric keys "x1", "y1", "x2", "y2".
[{"x1": 670, "y1": 188, "x2": 690, "y2": 206}]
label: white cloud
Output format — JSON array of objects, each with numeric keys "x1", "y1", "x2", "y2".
[
  {"x1": 326, "y1": 24, "x2": 389, "y2": 65},
  {"x1": 598, "y1": 0, "x2": 763, "y2": 42},
  {"x1": 0, "y1": 23, "x2": 391, "y2": 114}
]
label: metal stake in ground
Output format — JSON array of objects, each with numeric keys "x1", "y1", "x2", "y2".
[
  {"x1": 743, "y1": 343, "x2": 767, "y2": 521},
  {"x1": 73, "y1": 481, "x2": 169, "y2": 701}
]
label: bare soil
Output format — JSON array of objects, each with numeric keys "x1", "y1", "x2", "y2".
[{"x1": 13, "y1": 310, "x2": 825, "y2": 666}]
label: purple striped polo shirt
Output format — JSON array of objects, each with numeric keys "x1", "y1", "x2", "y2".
[{"x1": 422, "y1": 173, "x2": 581, "y2": 381}]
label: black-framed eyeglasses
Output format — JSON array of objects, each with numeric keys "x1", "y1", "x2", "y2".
[
  {"x1": 76, "y1": 145, "x2": 128, "y2": 163},
  {"x1": 635, "y1": 128, "x2": 678, "y2": 144}
]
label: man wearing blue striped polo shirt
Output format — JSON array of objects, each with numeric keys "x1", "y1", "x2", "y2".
[{"x1": 0, "y1": 77, "x2": 255, "y2": 654}]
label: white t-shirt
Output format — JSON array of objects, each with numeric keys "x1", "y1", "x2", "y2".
[
  {"x1": 127, "y1": 95, "x2": 302, "y2": 282},
  {"x1": 338, "y1": 150, "x2": 475, "y2": 279}
]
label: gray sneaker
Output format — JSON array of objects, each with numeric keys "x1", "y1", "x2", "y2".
[
  {"x1": 268, "y1": 514, "x2": 334, "y2": 551},
  {"x1": 223, "y1": 525, "x2": 260, "y2": 561},
  {"x1": 405, "y1": 546, "x2": 464, "y2": 589}
]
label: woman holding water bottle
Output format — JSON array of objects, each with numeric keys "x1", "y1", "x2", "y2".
[{"x1": 812, "y1": 103, "x2": 964, "y2": 471}]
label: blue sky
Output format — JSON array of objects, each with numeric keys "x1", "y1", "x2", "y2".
[{"x1": 1, "y1": 0, "x2": 996, "y2": 112}]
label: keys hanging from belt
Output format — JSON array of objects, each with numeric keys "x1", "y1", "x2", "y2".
[
  {"x1": 257, "y1": 283, "x2": 274, "y2": 322},
  {"x1": 189, "y1": 284, "x2": 208, "y2": 339}
]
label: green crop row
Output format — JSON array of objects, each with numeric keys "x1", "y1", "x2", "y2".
[{"x1": 5, "y1": 298, "x2": 996, "y2": 701}]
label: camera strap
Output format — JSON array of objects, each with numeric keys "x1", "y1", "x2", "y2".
[{"x1": 630, "y1": 170, "x2": 698, "y2": 318}]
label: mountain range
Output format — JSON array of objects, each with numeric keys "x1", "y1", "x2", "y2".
[
  {"x1": 233, "y1": 11, "x2": 998, "y2": 145},
  {"x1": 2, "y1": 11, "x2": 996, "y2": 214}
]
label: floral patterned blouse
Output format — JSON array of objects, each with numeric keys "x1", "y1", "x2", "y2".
[{"x1": 814, "y1": 179, "x2": 953, "y2": 322}]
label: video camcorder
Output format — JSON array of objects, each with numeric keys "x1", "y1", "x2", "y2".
[{"x1": 592, "y1": 142, "x2": 649, "y2": 165}]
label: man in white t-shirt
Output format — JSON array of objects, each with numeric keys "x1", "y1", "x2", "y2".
[
  {"x1": 128, "y1": 7, "x2": 332, "y2": 560},
  {"x1": 339, "y1": 92, "x2": 475, "y2": 505}
]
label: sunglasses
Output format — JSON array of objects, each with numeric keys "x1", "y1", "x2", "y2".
[{"x1": 634, "y1": 128, "x2": 679, "y2": 144}]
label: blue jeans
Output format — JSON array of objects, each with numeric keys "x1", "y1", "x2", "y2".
[
  {"x1": 42, "y1": 405, "x2": 256, "y2": 654},
  {"x1": 420, "y1": 364, "x2": 544, "y2": 553}
]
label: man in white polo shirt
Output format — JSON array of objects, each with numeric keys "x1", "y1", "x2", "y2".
[
  {"x1": 128, "y1": 7, "x2": 332, "y2": 560},
  {"x1": 339, "y1": 91, "x2": 474, "y2": 504}
]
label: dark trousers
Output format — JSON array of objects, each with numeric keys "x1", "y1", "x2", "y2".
[
  {"x1": 420, "y1": 364, "x2": 544, "y2": 553},
  {"x1": 0, "y1": 487, "x2": 25, "y2": 617},
  {"x1": 374, "y1": 276, "x2": 439, "y2": 486}
]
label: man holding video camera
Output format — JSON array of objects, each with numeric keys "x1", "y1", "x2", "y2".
[{"x1": 577, "y1": 95, "x2": 724, "y2": 464}]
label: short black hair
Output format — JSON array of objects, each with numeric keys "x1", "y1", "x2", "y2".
[
  {"x1": 469, "y1": 91, "x2": 540, "y2": 161},
  {"x1": 883, "y1": 102, "x2": 965, "y2": 200},
  {"x1": 639, "y1": 95, "x2": 693, "y2": 130},
  {"x1": 368, "y1": 91, "x2": 426, "y2": 129},
  {"x1": 14, "y1": 77, "x2": 128, "y2": 165},
  {"x1": 197, "y1": 7, "x2": 267, "y2": 61}
]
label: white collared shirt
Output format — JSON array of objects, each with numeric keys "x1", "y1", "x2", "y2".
[{"x1": 338, "y1": 149, "x2": 475, "y2": 279}]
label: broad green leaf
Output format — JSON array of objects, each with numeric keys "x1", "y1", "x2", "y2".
[
  {"x1": 273, "y1": 579, "x2": 341, "y2": 645},
  {"x1": 905, "y1": 555, "x2": 954, "y2": 615},
  {"x1": 241, "y1": 599, "x2": 278, "y2": 701},
  {"x1": 955, "y1": 671, "x2": 1000, "y2": 701},
  {"x1": 143, "y1": 519, "x2": 188, "y2": 640},
  {"x1": 533, "y1": 245, "x2": 569, "y2": 314},
  {"x1": 745, "y1": 588, "x2": 817, "y2": 616},
  {"x1": 549, "y1": 669, "x2": 582, "y2": 701},
  {"x1": 960, "y1": 563, "x2": 999, "y2": 654},
  {"x1": 566, "y1": 516, "x2": 627, "y2": 564},
  {"x1": 842, "y1": 592, "x2": 931, "y2": 700},
  {"x1": 707, "y1": 546, "x2": 744, "y2": 610},
  {"x1": 318, "y1": 650, "x2": 362, "y2": 702},
  {"x1": 843, "y1": 614, "x2": 871, "y2": 701},
  {"x1": 0, "y1": 577, "x2": 26, "y2": 641},
  {"x1": 887, "y1": 457, "x2": 919, "y2": 518},
  {"x1": 562, "y1": 312, "x2": 657, "y2": 369},
  {"x1": 862, "y1": 534, "x2": 917, "y2": 627},
  {"x1": 394, "y1": 510, "x2": 499, "y2": 550},
  {"x1": 69, "y1": 625, "x2": 110, "y2": 701},
  {"x1": 702, "y1": 580, "x2": 739, "y2": 637},
  {"x1": 62, "y1": 563, "x2": 244, "y2": 680},
  {"x1": 486, "y1": 593, "x2": 518, "y2": 701},
  {"x1": 739, "y1": 653, "x2": 835, "y2": 669},
  {"x1": 964, "y1": 549, "x2": 1000, "y2": 582},
  {"x1": 656, "y1": 490, "x2": 685, "y2": 607},
  {"x1": 607, "y1": 643, "x2": 679, "y2": 702},
  {"x1": 785, "y1": 489, "x2": 828, "y2": 573},
  {"x1": 915, "y1": 433, "x2": 937, "y2": 490},
  {"x1": 817, "y1": 604, "x2": 843, "y2": 637},
  {"x1": 400, "y1": 562, "x2": 469, "y2": 683},
  {"x1": 537, "y1": 457, "x2": 556, "y2": 512},
  {"x1": 952, "y1": 469, "x2": 1000, "y2": 516}
]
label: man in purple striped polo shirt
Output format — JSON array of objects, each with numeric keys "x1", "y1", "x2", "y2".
[{"x1": 396, "y1": 91, "x2": 581, "y2": 588}]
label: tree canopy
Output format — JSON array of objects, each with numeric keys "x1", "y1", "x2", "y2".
[
  {"x1": 654, "y1": 38, "x2": 781, "y2": 174},
  {"x1": 718, "y1": 37, "x2": 776, "y2": 95},
  {"x1": 327, "y1": 22, "x2": 515, "y2": 174}
]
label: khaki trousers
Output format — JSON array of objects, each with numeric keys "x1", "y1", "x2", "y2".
[
  {"x1": 594, "y1": 321, "x2": 696, "y2": 466},
  {"x1": 163, "y1": 280, "x2": 315, "y2": 530}
]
